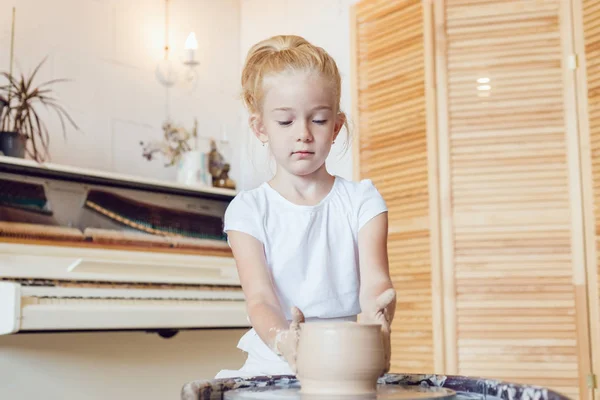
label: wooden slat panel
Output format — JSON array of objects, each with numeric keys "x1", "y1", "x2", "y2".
[
  {"x1": 582, "y1": 0, "x2": 600, "y2": 395},
  {"x1": 354, "y1": 0, "x2": 433, "y2": 373},
  {"x1": 444, "y1": 0, "x2": 579, "y2": 397},
  {"x1": 584, "y1": 0, "x2": 600, "y2": 304}
]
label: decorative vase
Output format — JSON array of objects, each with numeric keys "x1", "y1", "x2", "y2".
[
  {"x1": 0, "y1": 131, "x2": 25, "y2": 158},
  {"x1": 176, "y1": 149, "x2": 211, "y2": 187}
]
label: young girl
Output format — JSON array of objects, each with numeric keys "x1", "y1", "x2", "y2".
[{"x1": 215, "y1": 34, "x2": 396, "y2": 379}]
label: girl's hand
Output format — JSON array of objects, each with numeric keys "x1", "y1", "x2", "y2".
[
  {"x1": 273, "y1": 306, "x2": 305, "y2": 373},
  {"x1": 369, "y1": 288, "x2": 396, "y2": 374}
]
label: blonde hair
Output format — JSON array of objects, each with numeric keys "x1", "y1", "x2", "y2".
[{"x1": 241, "y1": 35, "x2": 350, "y2": 149}]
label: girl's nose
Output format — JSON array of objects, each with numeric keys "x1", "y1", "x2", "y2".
[{"x1": 297, "y1": 122, "x2": 313, "y2": 142}]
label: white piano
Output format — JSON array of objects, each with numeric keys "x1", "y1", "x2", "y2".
[{"x1": 0, "y1": 156, "x2": 249, "y2": 336}]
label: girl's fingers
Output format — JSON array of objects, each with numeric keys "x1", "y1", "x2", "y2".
[
  {"x1": 290, "y1": 306, "x2": 305, "y2": 329},
  {"x1": 375, "y1": 288, "x2": 396, "y2": 311}
]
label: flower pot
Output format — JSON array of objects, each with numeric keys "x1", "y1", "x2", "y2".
[{"x1": 0, "y1": 131, "x2": 25, "y2": 158}]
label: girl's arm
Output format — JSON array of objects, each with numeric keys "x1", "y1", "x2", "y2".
[
  {"x1": 227, "y1": 230, "x2": 303, "y2": 367},
  {"x1": 358, "y1": 212, "x2": 396, "y2": 322},
  {"x1": 358, "y1": 212, "x2": 396, "y2": 372}
]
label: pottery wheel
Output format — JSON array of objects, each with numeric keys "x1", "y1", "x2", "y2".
[{"x1": 224, "y1": 384, "x2": 457, "y2": 400}]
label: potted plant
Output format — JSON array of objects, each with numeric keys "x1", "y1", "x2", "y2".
[{"x1": 0, "y1": 57, "x2": 78, "y2": 162}]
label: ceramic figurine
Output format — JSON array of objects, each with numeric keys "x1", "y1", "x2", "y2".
[
  {"x1": 214, "y1": 163, "x2": 236, "y2": 190},
  {"x1": 208, "y1": 139, "x2": 225, "y2": 186}
]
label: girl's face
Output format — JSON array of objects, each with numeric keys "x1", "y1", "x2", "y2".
[{"x1": 250, "y1": 70, "x2": 345, "y2": 177}]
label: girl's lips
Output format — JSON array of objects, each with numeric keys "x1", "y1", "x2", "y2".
[{"x1": 292, "y1": 151, "x2": 315, "y2": 159}]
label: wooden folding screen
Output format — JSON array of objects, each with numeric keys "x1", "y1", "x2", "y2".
[
  {"x1": 437, "y1": 1, "x2": 584, "y2": 398},
  {"x1": 351, "y1": 0, "x2": 438, "y2": 374},
  {"x1": 579, "y1": 0, "x2": 600, "y2": 398},
  {"x1": 351, "y1": 1, "x2": 599, "y2": 399}
]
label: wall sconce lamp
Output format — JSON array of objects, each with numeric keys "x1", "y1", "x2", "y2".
[
  {"x1": 184, "y1": 32, "x2": 199, "y2": 66},
  {"x1": 155, "y1": 0, "x2": 199, "y2": 88}
]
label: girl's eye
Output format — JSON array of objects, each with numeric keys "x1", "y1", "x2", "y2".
[
  {"x1": 277, "y1": 121, "x2": 292, "y2": 126},
  {"x1": 313, "y1": 120, "x2": 327, "y2": 125}
]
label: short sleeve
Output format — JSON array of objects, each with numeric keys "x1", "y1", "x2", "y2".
[
  {"x1": 357, "y1": 179, "x2": 388, "y2": 231},
  {"x1": 223, "y1": 192, "x2": 264, "y2": 244}
]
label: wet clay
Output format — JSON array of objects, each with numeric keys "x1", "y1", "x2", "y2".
[{"x1": 295, "y1": 322, "x2": 386, "y2": 396}]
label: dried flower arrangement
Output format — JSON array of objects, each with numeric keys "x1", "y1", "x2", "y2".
[{"x1": 140, "y1": 119, "x2": 198, "y2": 167}]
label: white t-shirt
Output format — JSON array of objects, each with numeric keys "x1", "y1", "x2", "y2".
[{"x1": 223, "y1": 175, "x2": 388, "y2": 320}]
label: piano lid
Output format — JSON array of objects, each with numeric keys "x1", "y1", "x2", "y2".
[
  {"x1": 0, "y1": 156, "x2": 235, "y2": 256},
  {"x1": 0, "y1": 155, "x2": 237, "y2": 200}
]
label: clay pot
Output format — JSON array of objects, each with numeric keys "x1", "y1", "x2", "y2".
[{"x1": 295, "y1": 322, "x2": 385, "y2": 396}]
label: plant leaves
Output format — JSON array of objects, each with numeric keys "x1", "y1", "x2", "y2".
[
  {"x1": 41, "y1": 99, "x2": 79, "y2": 130},
  {"x1": 23, "y1": 56, "x2": 48, "y2": 95},
  {"x1": 24, "y1": 110, "x2": 41, "y2": 161},
  {"x1": 28, "y1": 107, "x2": 48, "y2": 154},
  {"x1": 38, "y1": 78, "x2": 71, "y2": 88},
  {"x1": 0, "y1": 56, "x2": 77, "y2": 159}
]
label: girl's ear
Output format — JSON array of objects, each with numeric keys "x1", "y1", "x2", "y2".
[
  {"x1": 333, "y1": 111, "x2": 346, "y2": 142},
  {"x1": 249, "y1": 114, "x2": 268, "y2": 144}
]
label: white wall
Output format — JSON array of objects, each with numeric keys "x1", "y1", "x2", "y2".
[
  {"x1": 0, "y1": 329, "x2": 247, "y2": 400},
  {"x1": 0, "y1": 0, "x2": 242, "y2": 185},
  {"x1": 237, "y1": 0, "x2": 358, "y2": 190}
]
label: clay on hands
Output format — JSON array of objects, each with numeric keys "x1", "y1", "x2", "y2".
[
  {"x1": 272, "y1": 306, "x2": 305, "y2": 373},
  {"x1": 368, "y1": 288, "x2": 396, "y2": 373}
]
